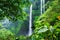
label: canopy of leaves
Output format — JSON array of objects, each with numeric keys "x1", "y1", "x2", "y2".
[
  {"x1": 0, "y1": 0, "x2": 30, "y2": 21},
  {"x1": 31, "y1": 0, "x2": 60, "y2": 40}
]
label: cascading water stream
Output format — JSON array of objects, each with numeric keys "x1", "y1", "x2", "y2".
[
  {"x1": 28, "y1": 4, "x2": 32, "y2": 36},
  {"x1": 41, "y1": 0, "x2": 43, "y2": 15},
  {"x1": 43, "y1": 0, "x2": 45, "y2": 12},
  {"x1": 41, "y1": 0, "x2": 45, "y2": 15},
  {"x1": 28, "y1": 0, "x2": 45, "y2": 36}
]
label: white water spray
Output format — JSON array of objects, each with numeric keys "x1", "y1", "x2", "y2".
[
  {"x1": 28, "y1": 4, "x2": 32, "y2": 36},
  {"x1": 41, "y1": 0, "x2": 45, "y2": 15}
]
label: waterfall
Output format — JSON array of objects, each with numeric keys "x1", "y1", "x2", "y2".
[
  {"x1": 41, "y1": 0, "x2": 45, "y2": 15},
  {"x1": 28, "y1": 4, "x2": 32, "y2": 36},
  {"x1": 43, "y1": 0, "x2": 45, "y2": 12},
  {"x1": 41, "y1": 0, "x2": 43, "y2": 15},
  {"x1": 28, "y1": 0, "x2": 45, "y2": 36}
]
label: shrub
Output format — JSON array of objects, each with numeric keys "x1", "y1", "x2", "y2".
[{"x1": 0, "y1": 28, "x2": 15, "y2": 40}]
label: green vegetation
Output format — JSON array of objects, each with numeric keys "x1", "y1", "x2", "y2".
[
  {"x1": 31, "y1": 0, "x2": 60, "y2": 40},
  {"x1": 0, "y1": 0, "x2": 60, "y2": 40},
  {"x1": 0, "y1": 28, "x2": 15, "y2": 40},
  {"x1": 0, "y1": 0, "x2": 30, "y2": 21},
  {"x1": 0, "y1": 0, "x2": 30, "y2": 40}
]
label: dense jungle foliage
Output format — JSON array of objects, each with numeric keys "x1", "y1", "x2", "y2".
[
  {"x1": 32, "y1": 0, "x2": 60, "y2": 40},
  {"x1": 0, "y1": 0, "x2": 30, "y2": 40},
  {"x1": 0, "y1": 0, "x2": 30, "y2": 21},
  {"x1": 0, "y1": 0, "x2": 60, "y2": 40}
]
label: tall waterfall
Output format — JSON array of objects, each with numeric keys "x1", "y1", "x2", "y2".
[
  {"x1": 41, "y1": 0, "x2": 45, "y2": 15},
  {"x1": 28, "y1": 0, "x2": 45, "y2": 36},
  {"x1": 28, "y1": 4, "x2": 32, "y2": 36}
]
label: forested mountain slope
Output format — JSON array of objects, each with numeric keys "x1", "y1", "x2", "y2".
[{"x1": 31, "y1": 0, "x2": 60, "y2": 40}]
